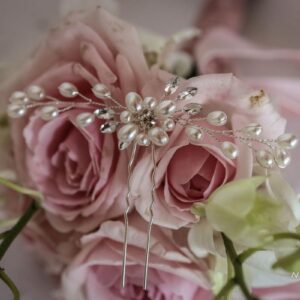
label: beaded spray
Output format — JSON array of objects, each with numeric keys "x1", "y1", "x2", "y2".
[{"x1": 7, "y1": 76, "x2": 298, "y2": 289}]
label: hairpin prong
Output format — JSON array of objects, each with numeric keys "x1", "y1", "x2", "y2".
[
  {"x1": 143, "y1": 144, "x2": 156, "y2": 290},
  {"x1": 121, "y1": 141, "x2": 138, "y2": 288}
]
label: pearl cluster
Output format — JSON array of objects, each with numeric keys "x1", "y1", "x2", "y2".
[{"x1": 7, "y1": 77, "x2": 298, "y2": 169}]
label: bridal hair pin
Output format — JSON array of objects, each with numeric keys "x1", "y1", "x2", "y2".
[{"x1": 7, "y1": 76, "x2": 298, "y2": 289}]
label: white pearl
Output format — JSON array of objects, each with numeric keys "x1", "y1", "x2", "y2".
[
  {"x1": 274, "y1": 148, "x2": 291, "y2": 169},
  {"x1": 92, "y1": 83, "x2": 111, "y2": 98},
  {"x1": 118, "y1": 141, "x2": 130, "y2": 151},
  {"x1": 155, "y1": 100, "x2": 176, "y2": 117},
  {"x1": 136, "y1": 132, "x2": 151, "y2": 146},
  {"x1": 143, "y1": 97, "x2": 157, "y2": 109},
  {"x1": 7, "y1": 104, "x2": 27, "y2": 118},
  {"x1": 58, "y1": 82, "x2": 78, "y2": 98},
  {"x1": 117, "y1": 123, "x2": 139, "y2": 143},
  {"x1": 120, "y1": 110, "x2": 132, "y2": 124},
  {"x1": 256, "y1": 150, "x2": 274, "y2": 169},
  {"x1": 125, "y1": 92, "x2": 143, "y2": 113},
  {"x1": 162, "y1": 118, "x2": 175, "y2": 132},
  {"x1": 221, "y1": 141, "x2": 239, "y2": 160},
  {"x1": 9, "y1": 91, "x2": 29, "y2": 104},
  {"x1": 207, "y1": 111, "x2": 227, "y2": 126},
  {"x1": 185, "y1": 126, "x2": 203, "y2": 143},
  {"x1": 277, "y1": 133, "x2": 298, "y2": 150},
  {"x1": 76, "y1": 112, "x2": 95, "y2": 128},
  {"x1": 242, "y1": 123, "x2": 263, "y2": 137},
  {"x1": 27, "y1": 85, "x2": 45, "y2": 101},
  {"x1": 148, "y1": 127, "x2": 169, "y2": 146},
  {"x1": 40, "y1": 106, "x2": 59, "y2": 121}
]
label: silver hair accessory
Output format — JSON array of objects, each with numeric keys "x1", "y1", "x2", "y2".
[{"x1": 7, "y1": 76, "x2": 298, "y2": 289}]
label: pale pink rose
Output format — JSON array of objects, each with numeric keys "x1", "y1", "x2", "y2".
[
  {"x1": 131, "y1": 73, "x2": 286, "y2": 229},
  {"x1": 254, "y1": 281, "x2": 300, "y2": 300},
  {"x1": 0, "y1": 8, "x2": 150, "y2": 233},
  {"x1": 195, "y1": 0, "x2": 247, "y2": 33},
  {"x1": 194, "y1": 28, "x2": 300, "y2": 189},
  {"x1": 62, "y1": 213, "x2": 212, "y2": 300},
  {"x1": 23, "y1": 212, "x2": 81, "y2": 274}
]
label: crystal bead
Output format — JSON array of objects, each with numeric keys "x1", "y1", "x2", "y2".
[
  {"x1": 118, "y1": 141, "x2": 130, "y2": 151},
  {"x1": 94, "y1": 108, "x2": 115, "y2": 120},
  {"x1": 177, "y1": 87, "x2": 198, "y2": 101},
  {"x1": 164, "y1": 76, "x2": 180, "y2": 95},
  {"x1": 183, "y1": 103, "x2": 202, "y2": 115},
  {"x1": 100, "y1": 121, "x2": 118, "y2": 133}
]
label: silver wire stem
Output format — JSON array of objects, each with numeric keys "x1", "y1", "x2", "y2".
[
  {"x1": 143, "y1": 144, "x2": 156, "y2": 290},
  {"x1": 121, "y1": 141, "x2": 138, "y2": 288}
]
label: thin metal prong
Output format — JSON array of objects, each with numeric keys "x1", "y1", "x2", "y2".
[
  {"x1": 143, "y1": 144, "x2": 156, "y2": 290},
  {"x1": 121, "y1": 141, "x2": 138, "y2": 288}
]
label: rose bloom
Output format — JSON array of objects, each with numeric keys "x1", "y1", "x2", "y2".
[
  {"x1": 194, "y1": 27, "x2": 300, "y2": 190},
  {"x1": 131, "y1": 73, "x2": 285, "y2": 229},
  {"x1": 62, "y1": 213, "x2": 212, "y2": 300},
  {"x1": 0, "y1": 8, "x2": 150, "y2": 233}
]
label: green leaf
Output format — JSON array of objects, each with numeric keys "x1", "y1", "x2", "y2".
[{"x1": 273, "y1": 248, "x2": 300, "y2": 273}]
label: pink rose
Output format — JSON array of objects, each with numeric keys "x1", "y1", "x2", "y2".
[
  {"x1": 0, "y1": 8, "x2": 150, "y2": 232},
  {"x1": 194, "y1": 28, "x2": 300, "y2": 188},
  {"x1": 131, "y1": 73, "x2": 286, "y2": 228},
  {"x1": 254, "y1": 281, "x2": 300, "y2": 300},
  {"x1": 23, "y1": 212, "x2": 80, "y2": 274},
  {"x1": 62, "y1": 213, "x2": 212, "y2": 300},
  {"x1": 195, "y1": 0, "x2": 247, "y2": 33}
]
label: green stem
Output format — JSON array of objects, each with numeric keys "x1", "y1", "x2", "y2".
[
  {"x1": 0, "y1": 268, "x2": 20, "y2": 300},
  {"x1": 215, "y1": 279, "x2": 235, "y2": 300},
  {"x1": 272, "y1": 232, "x2": 300, "y2": 242},
  {"x1": 238, "y1": 232, "x2": 300, "y2": 264},
  {"x1": 217, "y1": 234, "x2": 260, "y2": 300},
  {"x1": 0, "y1": 231, "x2": 9, "y2": 240},
  {"x1": 238, "y1": 247, "x2": 264, "y2": 263},
  {"x1": 0, "y1": 200, "x2": 39, "y2": 260}
]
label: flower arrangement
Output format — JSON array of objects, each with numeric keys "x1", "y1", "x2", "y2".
[{"x1": 0, "y1": 1, "x2": 300, "y2": 300}]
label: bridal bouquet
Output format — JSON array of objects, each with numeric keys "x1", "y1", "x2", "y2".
[{"x1": 1, "y1": 1, "x2": 300, "y2": 299}]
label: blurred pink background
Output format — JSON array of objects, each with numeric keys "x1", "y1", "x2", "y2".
[{"x1": 0, "y1": 0, "x2": 300, "y2": 299}]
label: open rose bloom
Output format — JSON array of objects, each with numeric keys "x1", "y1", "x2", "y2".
[{"x1": 1, "y1": 2, "x2": 300, "y2": 300}]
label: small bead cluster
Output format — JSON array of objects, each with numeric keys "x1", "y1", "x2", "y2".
[{"x1": 7, "y1": 76, "x2": 298, "y2": 169}]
